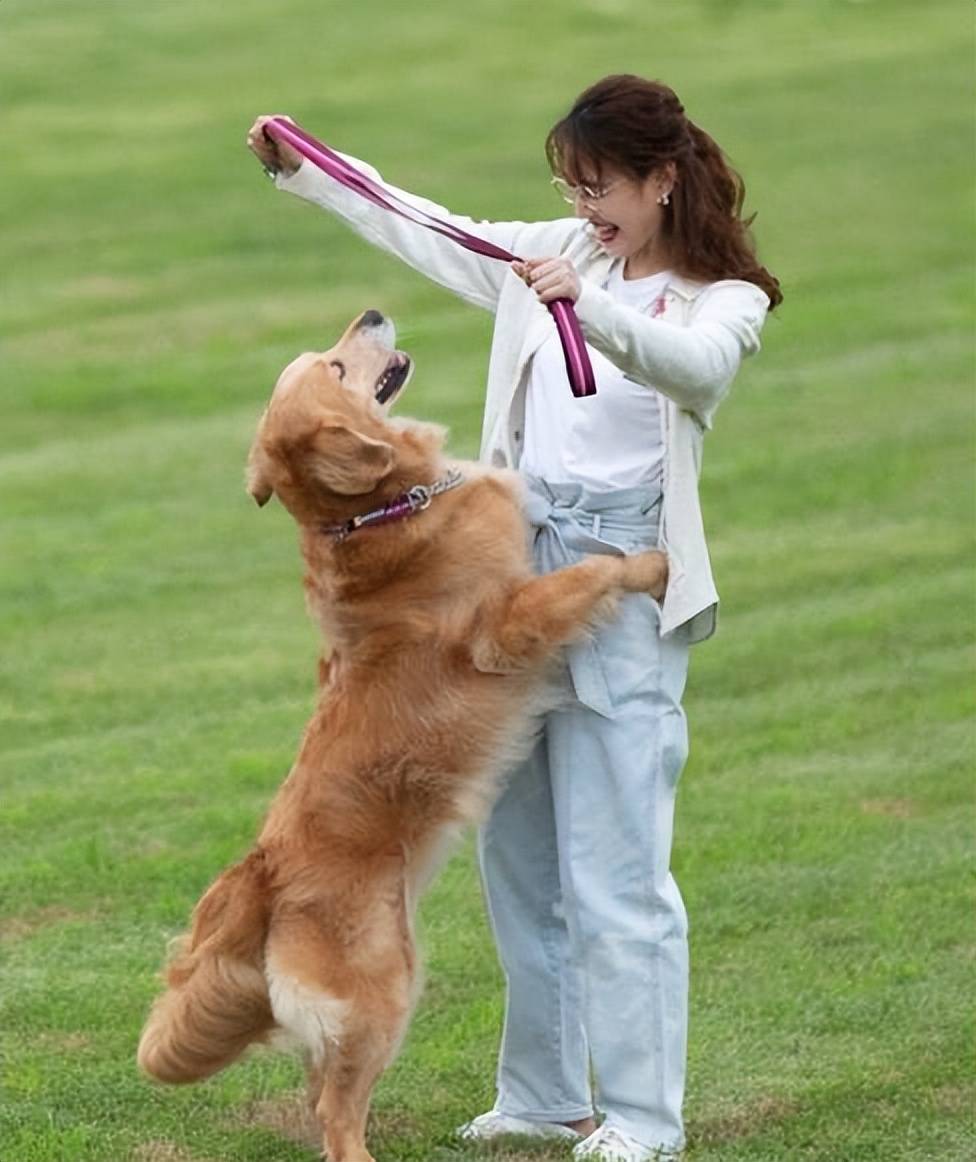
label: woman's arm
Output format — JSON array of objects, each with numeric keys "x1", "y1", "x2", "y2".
[
  {"x1": 572, "y1": 279, "x2": 770, "y2": 425},
  {"x1": 272, "y1": 151, "x2": 530, "y2": 313},
  {"x1": 516, "y1": 254, "x2": 770, "y2": 426}
]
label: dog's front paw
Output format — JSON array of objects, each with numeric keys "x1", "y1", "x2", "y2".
[{"x1": 620, "y1": 549, "x2": 668, "y2": 600}]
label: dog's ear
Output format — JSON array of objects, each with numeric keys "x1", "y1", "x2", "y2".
[
  {"x1": 306, "y1": 419, "x2": 395, "y2": 496},
  {"x1": 246, "y1": 437, "x2": 275, "y2": 507}
]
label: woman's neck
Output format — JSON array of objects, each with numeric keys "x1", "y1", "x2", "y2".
[{"x1": 623, "y1": 237, "x2": 672, "y2": 280}]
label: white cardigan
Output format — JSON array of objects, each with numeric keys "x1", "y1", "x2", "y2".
[{"x1": 277, "y1": 156, "x2": 770, "y2": 643}]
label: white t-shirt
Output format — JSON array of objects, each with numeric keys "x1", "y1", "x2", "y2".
[{"x1": 520, "y1": 266, "x2": 671, "y2": 490}]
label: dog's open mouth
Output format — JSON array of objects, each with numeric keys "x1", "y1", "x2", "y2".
[{"x1": 375, "y1": 351, "x2": 412, "y2": 406}]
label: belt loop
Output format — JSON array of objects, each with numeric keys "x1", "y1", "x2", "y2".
[{"x1": 592, "y1": 513, "x2": 602, "y2": 538}]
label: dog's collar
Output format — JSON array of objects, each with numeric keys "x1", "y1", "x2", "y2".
[{"x1": 321, "y1": 468, "x2": 465, "y2": 544}]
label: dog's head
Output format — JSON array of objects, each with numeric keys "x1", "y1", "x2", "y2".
[{"x1": 247, "y1": 310, "x2": 425, "y2": 523}]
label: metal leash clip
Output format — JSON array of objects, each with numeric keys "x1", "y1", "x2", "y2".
[{"x1": 405, "y1": 484, "x2": 433, "y2": 511}]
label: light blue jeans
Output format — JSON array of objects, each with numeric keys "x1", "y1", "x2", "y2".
[{"x1": 478, "y1": 477, "x2": 691, "y2": 1154}]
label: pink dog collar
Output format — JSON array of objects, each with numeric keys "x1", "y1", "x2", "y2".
[
  {"x1": 265, "y1": 118, "x2": 597, "y2": 399},
  {"x1": 322, "y1": 468, "x2": 464, "y2": 544}
]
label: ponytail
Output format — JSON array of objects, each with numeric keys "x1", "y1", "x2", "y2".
[{"x1": 672, "y1": 121, "x2": 782, "y2": 308}]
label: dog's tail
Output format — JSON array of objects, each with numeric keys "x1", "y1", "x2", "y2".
[{"x1": 137, "y1": 850, "x2": 275, "y2": 1084}]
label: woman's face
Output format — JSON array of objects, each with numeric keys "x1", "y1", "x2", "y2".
[{"x1": 560, "y1": 162, "x2": 676, "y2": 261}]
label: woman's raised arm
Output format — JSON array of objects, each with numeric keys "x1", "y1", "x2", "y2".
[{"x1": 247, "y1": 115, "x2": 529, "y2": 314}]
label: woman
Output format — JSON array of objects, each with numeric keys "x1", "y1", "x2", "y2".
[{"x1": 248, "y1": 74, "x2": 780, "y2": 1162}]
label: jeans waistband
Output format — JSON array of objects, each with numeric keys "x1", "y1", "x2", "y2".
[
  {"x1": 525, "y1": 475, "x2": 662, "y2": 517},
  {"x1": 523, "y1": 475, "x2": 662, "y2": 548}
]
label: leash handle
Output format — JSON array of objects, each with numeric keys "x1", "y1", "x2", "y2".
[{"x1": 265, "y1": 117, "x2": 597, "y2": 399}]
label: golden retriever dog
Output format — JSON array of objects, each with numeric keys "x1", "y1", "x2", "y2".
[{"x1": 137, "y1": 310, "x2": 668, "y2": 1162}]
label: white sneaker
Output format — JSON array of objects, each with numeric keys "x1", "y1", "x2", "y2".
[
  {"x1": 573, "y1": 1124, "x2": 681, "y2": 1161},
  {"x1": 457, "y1": 1109, "x2": 585, "y2": 1142}
]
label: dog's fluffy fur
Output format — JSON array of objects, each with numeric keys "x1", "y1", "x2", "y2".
[{"x1": 137, "y1": 311, "x2": 668, "y2": 1162}]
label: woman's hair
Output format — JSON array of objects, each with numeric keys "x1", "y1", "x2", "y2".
[{"x1": 546, "y1": 75, "x2": 782, "y2": 309}]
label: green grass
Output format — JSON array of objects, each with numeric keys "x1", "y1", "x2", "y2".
[{"x1": 1, "y1": 0, "x2": 973, "y2": 1159}]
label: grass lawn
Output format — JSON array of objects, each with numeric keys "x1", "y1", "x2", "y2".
[{"x1": 1, "y1": 0, "x2": 973, "y2": 1159}]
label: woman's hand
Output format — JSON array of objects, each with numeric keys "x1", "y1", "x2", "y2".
[
  {"x1": 512, "y1": 256, "x2": 581, "y2": 304},
  {"x1": 246, "y1": 115, "x2": 303, "y2": 178}
]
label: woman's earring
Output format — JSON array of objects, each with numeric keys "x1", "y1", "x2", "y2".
[{"x1": 658, "y1": 191, "x2": 671, "y2": 206}]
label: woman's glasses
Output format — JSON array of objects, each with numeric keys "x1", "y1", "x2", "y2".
[{"x1": 551, "y1": 176, "x2": 623, "y2": 205}]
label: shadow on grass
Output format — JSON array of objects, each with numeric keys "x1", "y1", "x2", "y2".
[
  {"x1": 231, "y1": 1088, "x2": 803, "y2": 1159},
  {"x1": 231, "y1": 1092, "x2": 559, "y2": 1160},
  {"x1": 231, "y1": 1090, "x2": 574, "y2": 1160},
  {"x1": 429, "y1": 1143, "x2": 573, "y2": 1162}
]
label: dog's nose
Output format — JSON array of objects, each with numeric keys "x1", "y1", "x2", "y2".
[{"x1": 356, "y1": 309, "x2": 396, "y2": 349}]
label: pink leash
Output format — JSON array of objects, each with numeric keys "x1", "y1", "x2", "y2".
[{"x1": 264, "y1": 117, "x2": 597, "y2": 398}]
